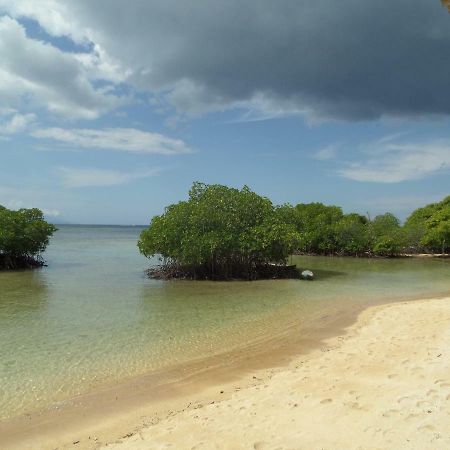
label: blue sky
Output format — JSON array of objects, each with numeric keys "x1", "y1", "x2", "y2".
[{"x1": 0, "y1": 1, "x2": 449, "y2": 224}]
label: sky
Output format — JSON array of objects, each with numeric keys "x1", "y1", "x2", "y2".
[{"x1": 0, "y1": 0, "x2": 449, "y2": 225}]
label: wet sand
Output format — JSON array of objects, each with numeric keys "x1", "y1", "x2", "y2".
[
  {"x1": 1, "y1": 295, "x2": 450, "y2": 449},
  {"x1": 106, "y1": 296, "x2": 450, "y2": 450}
]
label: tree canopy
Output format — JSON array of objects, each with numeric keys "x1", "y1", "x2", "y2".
[
  {"x1": 280, "y1": 204, "x2": 406, "y2": 257},
  {"x1": 138, "y1": 182, "x2": 301, "y2": 279},
  {"x1": 0, "y1": 205, "x2": 57, "y2": 270},
  {"x1": 404, "y1": 196, "x2": 450, "y2": 253},
  {"x1": 139, "y1": 186, "x2": 449, "y2": 280}
]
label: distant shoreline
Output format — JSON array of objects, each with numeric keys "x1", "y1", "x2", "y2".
[
  {"x1": 294, "y1": 251, "x2": 450, "y2": 259},
  {"x1": 52, "y1": 223, "x2": 148, "y2": 228}
]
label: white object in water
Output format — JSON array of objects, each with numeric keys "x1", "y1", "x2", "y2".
[{"x1": 301, "y1": 269, "x2": 314, "y2": 280}]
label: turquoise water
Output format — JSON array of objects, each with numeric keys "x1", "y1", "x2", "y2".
[{"x1": 0, "y1": 225, "x2": 449, "y2": 420}]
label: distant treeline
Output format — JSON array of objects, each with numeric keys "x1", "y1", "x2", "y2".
[
  {"x1": 0, "y1": 205, "x2": 56, "y2": 270},
  {"x1": 138, "y1": 182, "x2": 449, "y2": 280},
  {"x1": 277, "y1": 195, "x2": 449, "y2": 256}
]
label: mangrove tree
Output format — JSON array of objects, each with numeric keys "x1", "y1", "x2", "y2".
[
  {"x1": 138, "y1": 182, "x2": 301, "y2": 280},
  {"x1": 0, "y1": 205, "x2": 57, "y2": 270}
]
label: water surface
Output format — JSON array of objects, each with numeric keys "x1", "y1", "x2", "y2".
[{"x1": 0, "y1": 225, "x2": 449, "y2": 420}]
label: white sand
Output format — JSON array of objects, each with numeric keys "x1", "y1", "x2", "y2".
[{"x1": 105, "y1": 297, "x2": 450, "y2": 450}]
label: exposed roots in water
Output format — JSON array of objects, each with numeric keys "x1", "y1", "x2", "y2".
[
  {"x1": 0, "y1": 254, "x2": 46, "y2": 270},
  {"x1": 146, "y1": 261, "x2": 301, "y2": 281}
]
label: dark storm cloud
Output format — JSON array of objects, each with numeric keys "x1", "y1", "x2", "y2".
[{"x1": 3, "y1": 0, "x2": 450, "y2": 120}]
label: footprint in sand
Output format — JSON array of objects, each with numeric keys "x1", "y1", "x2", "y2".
[
  {"x1": 406, "y1": 412, "x2": 420, "y2": 422},
  {"x1": 320, "y1": 398, "x2": 333, "y2": 404},
  {"x1": 347, "y1": 401, "x2": 365, "y2": 410},
  {"x1": 253, "y1": 442, "x2": 267, "y2": 450},
  {"x1": 382, "y1": 409, "x2": 400, "y2": 417},
  {"x1": 365, "y1": 426, "x2": 383, "y2": 436},
  {"x1": 418, "y1": 424, "x2": 435, "y2": 432},
  {"x1": 397, "y1": 396, "x2": 410, "y2": 404},
  {"x1": 191, "y1": 443, "x2": 205, "y2": 450},
  {"x1": 417, "y1": 400, "x2": 432, "y2": 408},
  {"x1": 427, "y1": 389, "x2": 439, "y2": 398}
]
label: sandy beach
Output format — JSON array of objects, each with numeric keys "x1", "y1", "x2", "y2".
[{"x1": 103, "y1": 296, "x2": 450, "y2": 450}]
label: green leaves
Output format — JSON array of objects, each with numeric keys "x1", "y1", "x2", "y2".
[
  {"x1": 290, "y1": 203, "x2": 344, "y2": 253},
  {"x1": 0, "y1": 205, "x2": 56, "y2": 268},
  {"x1": 138, "y1": 183, "x2": 300, "y2": 278},
  {"x1": 139, "y1": 184, "x2": 450, "y2": 271},
  {"x1": 334, "y1": 214, "x2": 369, "y2": 255},
  {"x1": 404, "y1": 196, "x2": 450, "y2": 253}
]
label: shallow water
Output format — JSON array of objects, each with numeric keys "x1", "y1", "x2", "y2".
[{"x1": 0, "y1": 225, "x2": 449, "y2": 420}]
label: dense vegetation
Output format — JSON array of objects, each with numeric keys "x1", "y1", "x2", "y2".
[
  {"x1": 139, "y1": 184, "x2": 449, "y2": 280},
  {"x1": 281, "y1": 204, "x2": 406, "y2": 257},
  {"x1": 138, "y1": 182, "x2": 301, "y2": 280},
  {"x1": 0, "y1": 205, "x2": 57, "y2": 270},
  {"x1": 403, "y1": 195, "x2": 450, "y2": 254},
  {"x1": 277, "y1": 196, "x2": 449, "y2": 256}
]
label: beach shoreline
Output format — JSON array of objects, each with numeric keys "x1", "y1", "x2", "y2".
[
  {"x1": 1, "y1": 293, "x2": 450, "y2": 449},
  {"x1": 108, "y1": 295, "x2": 450, "y2": 450}
]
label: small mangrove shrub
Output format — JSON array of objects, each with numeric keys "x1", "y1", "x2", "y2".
[
  {"x1": 0, "y1": 205, "x2": 57, "y2": 269},
  {"x1": 138, "y1": 182, "x2": 301, "y2": 280}
]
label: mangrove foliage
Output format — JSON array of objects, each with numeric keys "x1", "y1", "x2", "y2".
[
  {"x1": 0, "y1": 205, "x2": 57, "y2": 270},
  {"x1": 138, "y1": 182, "x2": 301, "y2": 280},
  {"x1": 139, "y1": 185, "x2": 449, "y2": 280},
  {"x1": 404, "y1": 195, "x2": 450, "y2": 254}
]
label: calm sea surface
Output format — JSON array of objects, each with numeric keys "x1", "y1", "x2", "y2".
[{"x1": 0, "y1": 225, "x2": 449, "y2": 420}]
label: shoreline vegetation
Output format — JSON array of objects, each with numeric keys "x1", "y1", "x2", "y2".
[
  {"x1": 0, "y1": 205, "x2": 56, "y2": 270},
  {"x1": 293, "y1": 251, "x2": 450, "y2": 259},
  {"x1": 139, "y1": 182, "x2": 449, "y2": 280},
  {"x1": 138, "y1": 182, "x2": 301, "y2": 281},
  {"x1": 1, "y1": 184, "x2": 448, "y2": 274}
]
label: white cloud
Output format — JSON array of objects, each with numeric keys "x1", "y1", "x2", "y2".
[
  {"x1": 60, "y1": 167, "x2": 160, "y2": 188},
  {"x1": 338, "y1": 140, "x2": 450, "y2": 183},
  {"x1": 41, "y1": 208, "x2": 61, "y2": 217},
  {"x1": 0, "y1": 0, "x2": 87, "y2": 43},
  {"x1": 73, "y1": 43, "x2": 130, "y2": 84},
  {"x1": 313, "y1": 145, "x2": 337, "y2": 161},
  {"x1": 0, "y1": 112, "x2": 35, "y2": 134},
  {"x1": 0, "y1": 186, "x2": 61, "y2": 216},
  {"x1": 31, "y1": 127, "x2": 192, "y2": 155},
  {"x1": 234, "y1": 93, "x2": 312, "y2": 123},
  {"x1": 374, "y1": 132, "x2": 410, "y2": 145},
  {"x1": 0, "y1": 16, "x2": 121, "y2": 119}
]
